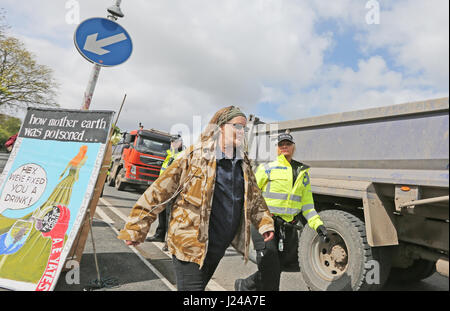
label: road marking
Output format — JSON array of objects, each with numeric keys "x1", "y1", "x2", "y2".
[
  {"x1": 99, "y1": 198, "x2": 129, "y2": 222},
  {"x1": 152, "y1": 241, "x2": 172, "y2": 256},
  {"x1": 94, "y1": 205, "x2": 115, "y2": 224},
  {"x1": 102, "y1": 220, "x2": 176, "y2": 291},
  {"x1": 98, "y1": 196, "x2": 227, "y2": 291},
  {"x1": 99, "y1": 198, "x2": 176, "y2": 290},
  {"x1": 205, "y1": 278, "x2": 227, "y2": 291}
]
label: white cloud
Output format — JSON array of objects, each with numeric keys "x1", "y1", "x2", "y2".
[
  {"x1": 1, "y1": 0, "x2": 448, "y2": 132},
  {"x1": 362, "y1": 0, "x2": 449, "y2": 89},
  {"x1": 310, "y1": 0, "x2": 449, "y2": 89},
  {"x1": 259, "y1": 0, "x2": 449, "y2": 120},
  {"x1": 278, "y1": 55, "x2": 447, "y2": 118}
]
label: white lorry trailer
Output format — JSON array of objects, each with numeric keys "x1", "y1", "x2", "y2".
[{"x1": 247, "y1": 97, "x2": 449, "y2": 290}]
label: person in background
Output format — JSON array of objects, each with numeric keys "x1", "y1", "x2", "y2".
[
  {"x1": 4, "y1": 133, "x2": 18, "y2": 152},
  {"x1": 146, "y1": 135, "x2": 184, "y2": 252},
  {"x1": 235, "y1": 132, "x2": 328, "y2": 291},
  {"x1": 117, "y1": 106, "x2": 274, "y2": 291}
]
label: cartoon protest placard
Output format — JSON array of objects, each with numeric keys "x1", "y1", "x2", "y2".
[{"x1": 0, "y1": 107, "x2": 114, "y2": 291}]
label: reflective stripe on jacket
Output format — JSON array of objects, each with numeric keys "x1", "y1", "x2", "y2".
[{"x1": 255, "y1": 154, "x2": 323, "y2": 230}]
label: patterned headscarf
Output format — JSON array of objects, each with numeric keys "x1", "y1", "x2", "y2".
[
  {"x1": 199, "y1": 106, "x2": 247, "y2": 143},
  {"x1": 216, "y1": 106, "x2": 246, "y2": 127}
]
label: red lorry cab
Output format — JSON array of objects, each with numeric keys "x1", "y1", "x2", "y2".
[{"x1": 107, "y1": 128, "x2": 172, "y2": 191}]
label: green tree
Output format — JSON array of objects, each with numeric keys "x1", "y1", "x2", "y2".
[
  {"x1": 1, "y1": 113, "x2": 20, "y2": 133},
  {"x1": 0, "y1": 113, "x2": 21, "y2": 151},
  {"x1": 111, "y1": 124, "x2": 122, "y2": 145},
  {"x1": 0, "y1": 11, "x2": 59, "y2": 110}
]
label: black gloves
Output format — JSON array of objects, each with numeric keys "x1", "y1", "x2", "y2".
[{"x1": 316, "y1": 225, "x2": 329, "y2": 243}]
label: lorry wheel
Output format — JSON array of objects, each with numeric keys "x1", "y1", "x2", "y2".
[
  {"x1": 298, "y1": 210, "x2": 392, "y2": 291},
  {"x1": 388, "y1": 259, "x2": 436, "y2": 283},
  {"x1": 115, "y1": 168, "x2": 127, "y2": 191}
]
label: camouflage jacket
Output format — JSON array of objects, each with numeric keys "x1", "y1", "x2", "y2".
[{"x1": 117, "y1": 136, "x2": 274, "y2": 267}]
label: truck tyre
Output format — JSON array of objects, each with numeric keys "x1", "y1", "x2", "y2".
[
  {"x1": 115, "y1": 167, "x2": 127, "y2": 191},
  {"x1": 388, "y1": 259, "x2": 436, "y2": 283},
  {"x1": 298, "y1": 210, "x2": 392, "y2": 291}
]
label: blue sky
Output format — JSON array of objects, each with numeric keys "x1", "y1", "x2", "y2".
[
  {"x1": 255, "y1": 19, "x2": 371, "y2": 119},
  {"x1": 0, "y1": 0, "x2": 448, "y2": 141},
  {"x1": 317, "y1": 20, "x2": 363, "y2": 72}
]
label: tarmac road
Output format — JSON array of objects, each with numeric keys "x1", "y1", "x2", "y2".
[
  {"x1": 0, "y1": 161, "x2": 448, "y2": 291},
  {"x1": 86, "y1": 184, "x2": 448, "y2": 292}
]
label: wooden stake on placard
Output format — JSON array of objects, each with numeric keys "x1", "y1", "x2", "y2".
[
  {"x1": 64, "y1": 138, "x2": 112, "y2": 268},
  {"x1": 65, "y1": 93, "x2": 126, "y2": 269}
]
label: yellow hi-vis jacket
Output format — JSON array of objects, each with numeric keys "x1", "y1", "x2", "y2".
[
  {"x1": 255, "y1": 154, "x2": 323, "y2": 230},
  {"x1": 159, "y1": 149, "x2": 181, "y2": 176}
]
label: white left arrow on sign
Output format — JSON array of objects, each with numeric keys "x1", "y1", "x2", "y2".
[{"x1": 83, "y1": 33, "x2": 127, "y2": 55}]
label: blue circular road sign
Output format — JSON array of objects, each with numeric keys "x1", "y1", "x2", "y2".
[{"x1": 74, "y1": 17, "x2": 133, "y2": 67}]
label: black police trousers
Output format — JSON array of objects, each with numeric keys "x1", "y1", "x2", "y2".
[
  {"x1": 242, "y1": 219, "x2": 300, "y2": 291},
  {"x1": 153, "y1": 202, "x2": 172, "y2": 239}
]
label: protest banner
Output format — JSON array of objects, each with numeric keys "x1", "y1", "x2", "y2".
[{"x1": 0, "y1": 107, "x2": 114, "y2": 291}]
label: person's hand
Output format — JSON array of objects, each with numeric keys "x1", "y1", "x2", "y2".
[
  {"x1": 262, "y1": 231, "x2": 274, "y2": 242},
  {"x1": 126, "y1": 240, "x2": 140, "y2": 246},
  {"x1": 316, "y1": 225, "x2": 329, "y2": 243}
]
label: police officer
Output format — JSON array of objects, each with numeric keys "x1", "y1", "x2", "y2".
[
  {"x1": 235, "y1": 132, "x2": 328, "y2": 291},
  {"x1": 146, "y1": 135, "x2": 184, "y2": 249}
]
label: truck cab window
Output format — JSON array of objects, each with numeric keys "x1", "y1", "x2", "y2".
[{"x1": 136, "y1": 137, "x2": 170, "y2": 156}]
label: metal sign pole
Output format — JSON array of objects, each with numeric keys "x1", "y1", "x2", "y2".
[
  {"x1": 81, "y1": 64, "x2": 101, "y2": 110},
  {"x1": 72, "y1": 1, "x2": 127, "y2": 290},
  {"x1": 80, "y1": 0, "x2": 124, "y2": 110}
]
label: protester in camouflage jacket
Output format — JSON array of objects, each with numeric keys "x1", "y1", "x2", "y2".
[{"x1": 117, "y1": 107, "x2": 274, "y2": 270}]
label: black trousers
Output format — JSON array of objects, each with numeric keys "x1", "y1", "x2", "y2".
[
  {"x1": 154, "y1": 203, "x2": 171, "y2": 239},
  {"x1": 172, "y1": 250, "x2": 224, "y2": 291},
  {"x1": 243, "y1": 219, "x2": 300, "y2": 291}
]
